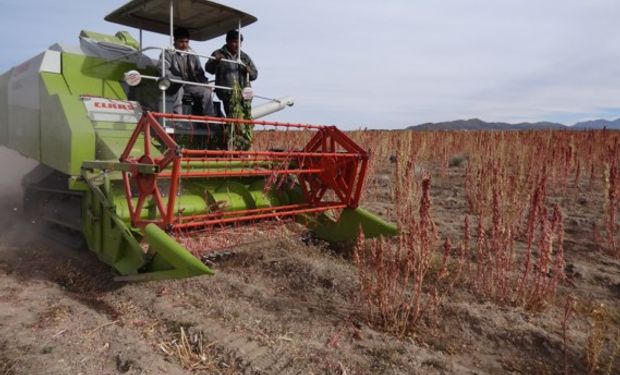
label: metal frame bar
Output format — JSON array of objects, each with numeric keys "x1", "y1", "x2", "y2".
[{"x1": 175, "y1": 203, "x2": 348, "y2": 231}]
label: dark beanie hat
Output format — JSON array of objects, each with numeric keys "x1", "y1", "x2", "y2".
[
  {"x1": 174, "y1": 27, "x2": 190, "y2": 40},
  {"x1": 226, "y1": 30, "x2": 244, "y2": 42}
]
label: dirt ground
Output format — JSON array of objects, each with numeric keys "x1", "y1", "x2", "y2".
[{"x1": 1, "y1": 144, "x2": 619, "y2": 375}]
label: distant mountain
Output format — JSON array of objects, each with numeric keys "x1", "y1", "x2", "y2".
[
  {"x1": 407, "y1": 118, "x2": 620, "y2": 131},
  {"x1": 408, "y1": 118, "x2": 565, "y2": 131},
  {"x1": 571, "y1": 118, "x2": 620, "y2": 130}
]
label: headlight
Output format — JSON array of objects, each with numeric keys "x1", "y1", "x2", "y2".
[
  {"x1": 124, "y1": 70, "x2": 142, "y2": 87},
  {"x1": 157, "y1": 77, "x2": 171, "y2": 91}
]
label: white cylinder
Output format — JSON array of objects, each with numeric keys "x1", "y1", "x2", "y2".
[{"x1": 251, "y1": 96, "x2": 295, "y2": 119}]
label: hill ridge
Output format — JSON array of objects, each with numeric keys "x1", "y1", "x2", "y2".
[{"x1": 407, "y1": 117, "x2": 620, "y2": 131}]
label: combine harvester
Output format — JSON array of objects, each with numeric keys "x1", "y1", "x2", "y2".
[{"x1": 0, "y1": 0, "x2": 397, "y2": 281}]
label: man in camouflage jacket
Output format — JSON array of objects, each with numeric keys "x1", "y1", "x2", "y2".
[{"x1": 205, "y1": 30, "x2": 258, "y2": 116}]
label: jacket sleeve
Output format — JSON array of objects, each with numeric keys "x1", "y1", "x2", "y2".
[
  {"x1": 159, "y1": 50, "x2": 182, "y2": 80},
  {"x1": 245, "y1": 54, "x2": 258, "y2": 81},
  {"x1": 204, "y1": 51, "x2": 218, "y2": 75},
  {"x1": 191, "y1": 55, "x2": 208, "y2": 83}
]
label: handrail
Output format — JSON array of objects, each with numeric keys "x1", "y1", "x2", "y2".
[
  {"x1": 104, "y1": 45, "x2": 246, "y2": 68},
  {"x1": 102, "y1": 45, "x2": 285, "y2": 113}
]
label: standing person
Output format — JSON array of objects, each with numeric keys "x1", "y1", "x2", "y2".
[
  {"x1": 205, "y1": 30, "x2": 258, "y2": 117},
  {"x1": 160, "y1": 27, "x2": 215, "y2": 115}
]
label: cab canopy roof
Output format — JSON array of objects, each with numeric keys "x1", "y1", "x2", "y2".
[{"x1": 105, "y1": 0, "x2": 257, "y2": 41}]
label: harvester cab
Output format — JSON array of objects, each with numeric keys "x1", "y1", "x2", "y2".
[{"x1": 0, "y1": 0, "x2": 397, "y2": 281}]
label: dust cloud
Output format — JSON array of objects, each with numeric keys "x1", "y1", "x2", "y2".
[
  {"x1": 0, "y1": 146, "x2": 37, "y2": 242},
  {"x1": 0, "y1": 146, "x2": 36, "y2": 200}
]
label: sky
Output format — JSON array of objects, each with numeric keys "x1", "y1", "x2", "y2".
[{"x1": 1, "y1": 0, "x2": 620, "y2": 129}]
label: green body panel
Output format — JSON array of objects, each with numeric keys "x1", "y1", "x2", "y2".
[
  {"x1": 80, "y1": 30, "x2": 140, "y2": 50},
  {"x1": 6, "y1": 61, "x2": 41, "y2": 158},
  {"x1": 82, "y1": 171, "x2": 146, "y2": 275},
  {"x1": 95, "y1": 125, "x2": 147, "y2": 160},
  {"x1": 3, "y1": 56, "x2": 42, "y2": 158},
  {"x1": 81, "y1": 170, "x2": 214, "y2": 281},
  {"x1": 40, "y1": 73, "x2": 96, "y2": 174},
  {"x1": 113, "y1": 194, "x2": 208, "y2": 221},
  {"x1": 110, "y1": 177, "x2": 276, "y2": 221},
  {"x1": 40, "y1": 71, "x2": 71, "y2": 96},
  {"x1": 62, "y1": 53, "x2": 130, "y2": 98},
  {"x1": 61, "y1": 53, "x2": 158, "y2": 161},
  {"x1": 37, "y1": 53, "x2": 159, "y2": 174},
  {"x1": 8, "y1": 104, "x2": 39, "y2": 159}
]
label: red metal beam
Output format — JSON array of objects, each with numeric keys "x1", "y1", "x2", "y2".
[
  {"x1": 178, "y1": 203, "x2": 334, "y2": 223},
  {"x1": 154, "y1": 112, "x2": 326, "y2": 130},
  {"x1": 181, "y1": 149, "x2": 361, "y2": 158},
  {"x1": 158, "y1": 168, "x2": 325, "y2": 178},
  {"x1": 173, "y1": 203, "x2": 347, "y2": 230}
]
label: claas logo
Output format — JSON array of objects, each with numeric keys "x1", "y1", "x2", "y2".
[{"x1": 93, "y1": 101, "x2": 136, "y2": 111}]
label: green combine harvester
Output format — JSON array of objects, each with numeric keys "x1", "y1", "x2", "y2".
[{"x1": 0, "y1": 0, "x2": 397, "y2": 281}]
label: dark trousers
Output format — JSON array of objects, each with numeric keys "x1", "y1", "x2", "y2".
[{"x1": 169, "y1": 84, "x2": 215, "y2": 116}]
